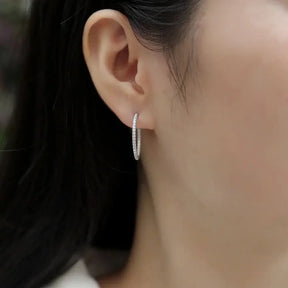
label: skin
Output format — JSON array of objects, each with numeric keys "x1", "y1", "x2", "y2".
[{"x1": 82, "y1": 1, "x2": 288, "y2": 287}]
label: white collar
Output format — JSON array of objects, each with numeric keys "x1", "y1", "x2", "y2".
[
  {"x1": 43, "y1": 248, "x2": 130, "y2": 288},
  {"x1": 43, "y1": 259, "x2": 100, "y2": 288}
]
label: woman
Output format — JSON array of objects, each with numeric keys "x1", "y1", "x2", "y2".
[{"x1": 2, "y1": 0, "x2": 288, "y2": 287}]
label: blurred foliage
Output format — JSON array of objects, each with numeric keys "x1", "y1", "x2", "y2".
[
  {"x1": 0, "y1": 0, "x2": 27, "y2": 23},
  {"x1": 0, "y1": 0, "x2": 29, "y2": 128},
  {"x1": 0, "y1": 128, "x2": 5, "y2": 149},
  {"x1": 0, "y1": 0, "x2": 28, "y2": 89}
]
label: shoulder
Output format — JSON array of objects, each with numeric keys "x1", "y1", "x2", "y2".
[{"x1": 43, "y1": 259, "x2": 100, "y2": 288}]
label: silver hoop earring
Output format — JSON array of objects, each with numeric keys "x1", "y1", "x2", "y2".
[{"x1": 132, "y1": 113, "x2": 141, "y2": 161}]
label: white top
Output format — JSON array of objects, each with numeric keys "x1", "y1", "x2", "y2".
[
  {"x1": 43, "y1": 248, "x2": 129, "y2": 288},
  {"x1": 44, "y1": 259, "x2": 100, "y2": 288}
]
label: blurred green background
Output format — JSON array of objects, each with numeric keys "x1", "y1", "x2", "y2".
[
  {"x1": 0, "y1": 126, "x2": 5, "y2": 147},
  {"x1": 0, "y1": 0, "x2": 30, "y2": 148}
]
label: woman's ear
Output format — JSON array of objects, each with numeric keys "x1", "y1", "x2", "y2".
[{"x1": 82, "y1": 9, "x2": 155, "y2": 130}]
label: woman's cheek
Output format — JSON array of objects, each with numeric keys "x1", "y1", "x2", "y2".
[{"x1": 190, "y1": 0, "x2": 288, "y2": 222}]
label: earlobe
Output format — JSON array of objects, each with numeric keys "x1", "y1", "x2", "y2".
[{"x1": 82, "y1": 9, "x2": 155, "y2": 131}]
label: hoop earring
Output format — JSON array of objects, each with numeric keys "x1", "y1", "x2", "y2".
[{"x1": 132, "y1": 113, "x2": 141, "y2": 161}]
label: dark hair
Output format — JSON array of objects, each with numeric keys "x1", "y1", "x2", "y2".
[{"x1": 0, "y1": 0, "x2": 202, "y2": 287}]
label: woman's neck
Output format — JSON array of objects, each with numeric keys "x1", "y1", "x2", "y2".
[{"x1": 97, "y1": 165, "x2": 288, "y2": 288}]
